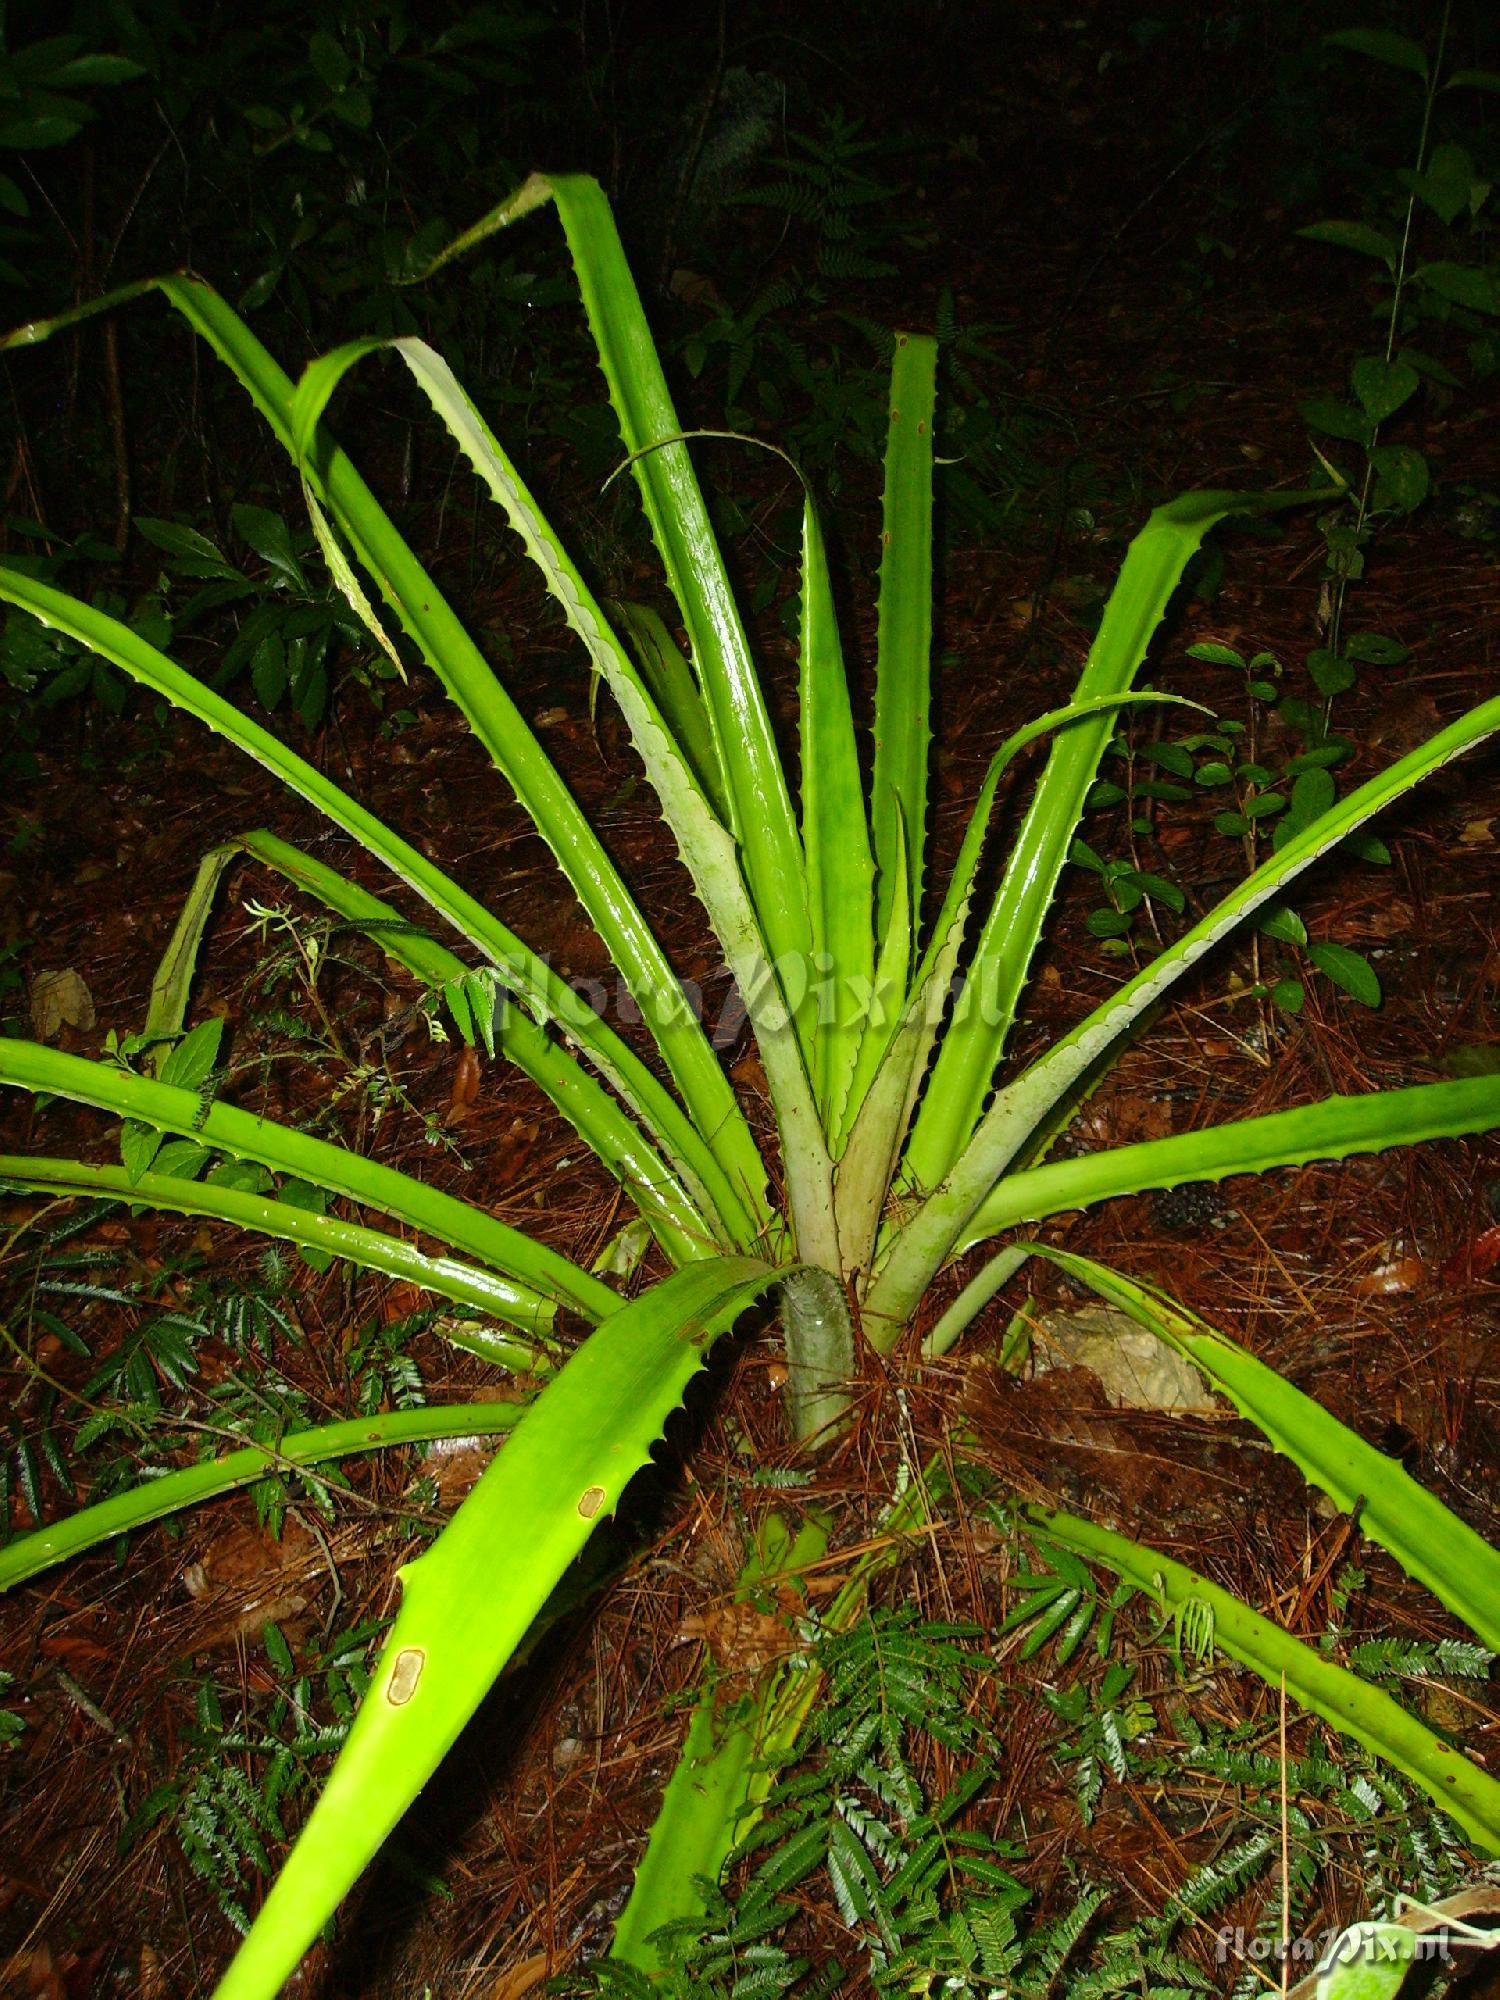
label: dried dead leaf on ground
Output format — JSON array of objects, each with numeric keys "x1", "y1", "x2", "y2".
[
  {"x1": 29, "y1": 968, "x2": 94, "y2": 1041},
  {"x1": 1030, "y1": 1304, "x2": 1217, "y2": 1412}
]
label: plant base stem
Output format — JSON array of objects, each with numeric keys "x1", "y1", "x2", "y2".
[{"x1": 778, "y1": 1266, "x2": 855, "y2": 1444}]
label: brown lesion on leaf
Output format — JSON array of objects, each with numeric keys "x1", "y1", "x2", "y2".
[{"x1": 386, "y1": 1647, "x2": 425, "y2": 1706}]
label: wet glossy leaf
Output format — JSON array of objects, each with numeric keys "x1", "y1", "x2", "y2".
[
  {"x1": 1344, "y1": 632, "x2": 1409, "y2": 665},
  {"x1": 1282, "y1": 766, "x2": 1336, "y2": 837},
  {"x1": 120, "y1": 1117, "x2": 162, "y2": 1184},
  {"x1": 1309, "y1": 941, "x2": 1381, "y2": 1008},
  {"x1": 1341, "y1": 831, "x2": 1391, "y2": 864},
  {"x1": 1184, "y1": 640, "x2": 1244, "y2": 668},
  {"x1": 1068, "y1": 837, "x2": 1107, "y2": 875},
  {"x1": 136, "y1": 517, "x2": 240, "y2": 580},
  {"x1": 1141, "y1": 739, "x2": 1194, "y2": 777},
  {"x1": 1401, "y1": 143, "x2": 1486, "y2": 226},
  {"x1": 250, "y1": 631, "x2": 287, "y2": 707},
  {"x1": 159, "y1": 1017, "x2": 223, "y2": 1092},
  {"x1": 232, "y1": 506, "x2": 307, "y2": 591},
  {"x1": 1128, "y1": 872, "x2": 1184, "y2": 913}
]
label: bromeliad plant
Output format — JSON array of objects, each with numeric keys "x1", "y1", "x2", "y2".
[{"x1": 1, "y1": 173, "x2": 1499, "y2": 1992}]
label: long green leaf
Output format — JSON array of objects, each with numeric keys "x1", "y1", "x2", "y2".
[
  {"x1": 235, "y1": 831, "x2": 714, "y2": 1264},
  {"x1": 0, "y1": 1404, "x2": 528, "y2": 1592},
  {"x1": 800, "y1": 484, "x2": 875, "y2": 1133},
  {"x1": 871, "y1": 334, "x2": 937, "y2": 941},
  {"x1": 610, "y1": 600, "x2": 729, "y2": 822},
  {"x1": 611, "y1": 1510, "x2": 831, "y2": 1970},
  {"x1": 1022, "y1": 1248, "x2": 1500, "y2": 1652},
  {"x1": 834, "y1": 818, "x2": 912, "y2": 1270},
  {"x1": 1032, "y1": 1505, "x2": 1500, "y2": 1854},
  {"x1": 0, "y1": 1039, "x2": 616, "y2": 1327},
  {"x1": 871, "y1": 692, "x2": 1500, "y2": 1326},
  {"x1": 144, "y1": 843, "x2": 240, "y2": 1061},
  {"x1": 903, "y1": 488, "x2": 1333, "y2": 1192},
  {"x1": 615, "y1": 1465, "x2": 942, "y2": 1966},
  {"x1": 542, "y1": 175, "x2": 812, "y2": 983},
  {"x1": 0, "y1": 1152, "x2": 556, "y2": 1368},
  {"x1": 209, "y1": 1255, "x2": 779, "y2": 2000},
  {"x1": 355, "y1": 335, "x2": 832, "y2": 1269},
  {"x1": 836, "y1": 694, "x2": 1201, "y2": 1261},
  {"x1": 952, "y1": 1077, "x2": 1500, "y2": 1254},
  {"x1": 0, "y1": 563, "x2": 754, "y2": 1247}
]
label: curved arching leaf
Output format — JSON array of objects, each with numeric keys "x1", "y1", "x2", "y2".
[
  {"x1": 210, "y1": 1256, "x2": 780, "y2": 2000},
  {"x1": 955, "y1": 1075, "x2": 1500, "y2": 1250},
  {"x1": 902, "y1": 487, "x2": 1336, "y2": 1192},
  {"x1": 233, "y1": 831, "x2": 715, "y2": 1265},
  {"x1": 359, "y1": 336, "x2": 830, "y2": 1271},
  {"x1": 0, "y1": 1404, "x2": 528, "y2": 1592},
  {"x1": 0, "y1": 1039, "x2": 616, "y2": 1327},
  {"x1": 1033, "y1": 1505, "x2": 1500, "y2": 1854},
  {"x1": 0, "y1": 562, "x2": 757, "y2": 1248},
  {"x1": 1022, "y1": 1247, "x2": 1500, "y2": 1653},
  {"x1": 871, "y1": 691, "x2": 1500, "y2": 1328},
  {"x1": 0, "y1": 1153, "x2": 555, "y2": 1370}
]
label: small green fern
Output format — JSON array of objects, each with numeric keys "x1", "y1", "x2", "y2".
[
  {"x1": 120, "y1": 1617, "x2": 379, "y2": 1936},
  {"x1": 606, "y1": 1521, "x2": 1498, "y2": 1997}
]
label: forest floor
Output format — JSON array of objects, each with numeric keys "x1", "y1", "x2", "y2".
[{"x1": 2, "y1": 7, "x2": 1498, "y2": 1997}]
